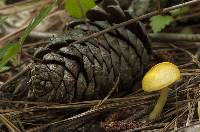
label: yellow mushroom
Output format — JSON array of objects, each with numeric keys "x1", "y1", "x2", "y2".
[{"x1": 142, "y1": 62, "x2": 180, "y2": 121}]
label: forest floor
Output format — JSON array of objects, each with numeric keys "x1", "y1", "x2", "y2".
[{"x1": 0, "y1": 0, "x2": 200, "y2": 132}]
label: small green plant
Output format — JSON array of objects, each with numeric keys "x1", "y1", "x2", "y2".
[
  {"x1": 170, "y1": 6, "x2": 190, "y2": 17},
  {"x1": 0, "y1": 0, "x2": 5, "y2": 6},
  {"x1": 0, "y1": 16, "x2": 7, "y2": 24},
  {"x1": 150, "y1": 6, "x2": 190, "y2": 33},
  {"x1": 0, "y1": 0, "x2": 58, "y2": 70},
  {"x1": 150, "y1": 15, "x2": 173, "y2": 33},
  {"x1": 64, "y1": 0, "x2": 95, "y2": 18}
]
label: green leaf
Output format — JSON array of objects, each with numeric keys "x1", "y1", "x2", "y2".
[
  {"x1": 0, "y1": 0, "x2": 57, "y2": 70},
  {"x1": 170, "y1": 7, "x2": 190, "y2": 17},
  {"x1": 0, "y1": 66, "x2": 10, "y2": 72},
  {"x1": 0, "y1": 0, "x2": 5, "y2": 6},
  {"x1": 0, "y1": 43, "x2": 14, "y2": 59},
  {"x1": 0, "y1": 16, "x2": 7, "y2": 25},
  {"x1": 150, "y1": 15, "x2": 173, "y2": 33},
  {"x1": 64, "y1": 0, "x2": 95, "y2": 18},
  {"x1": 20, "y1": 1, "x2": 57, "y2": 45},
  {"x1": 0, "y1": 43, "x2": 20, "y2": 69}
]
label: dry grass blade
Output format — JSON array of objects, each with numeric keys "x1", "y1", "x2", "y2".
[
  {"x1": 150, "y1": 33, "x2": 200, "y2": 42},
  {"x1": 161, "y1": 107, "x2": 188, "y2": 132},
  {"x1": 0, "y1": 0, "x2": 52, "y2": 15},
  {"x1": 0, "y1": 25, "x2": 28, "y2": 46},
  {"x1": 0, "y1": 114, "x2": 21, "y2": 132},
  {"x1": 198, "y1": 102, "x2": 200, "y2": 121},
  {"x1": 26, "y1": 98, "x2": 153, "y2": 132},
  {"x1": 93, "y1": 75, "x2": 120, "y2": 109},
  {"x1": 0, "y1": 63, "x2": 32, "y2": 91},
  {"x1": 169, "y1": 43, "x2": 200, "y2": 67},
  {"x1": 172, "y1": 122, "x2": 200, "y2": 132},
  {"x1": 3, "y1": 94, "x2": 156, "y2": 119}
]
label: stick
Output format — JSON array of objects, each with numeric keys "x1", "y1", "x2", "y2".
[
  {"x1": 150, "y1": 33, "x2": 200, "y2": 42},
  {"x1": 69, "y1": 0, "x2": 200, "y2": 46}
]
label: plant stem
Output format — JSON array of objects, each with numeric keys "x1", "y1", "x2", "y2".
[{"x1": 149, "y1": 87, "x2": 169, "y2": 121}]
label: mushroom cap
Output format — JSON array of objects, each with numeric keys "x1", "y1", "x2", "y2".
[{"x1": 142, "y1": 62, "x2": 180, "y2": 92}]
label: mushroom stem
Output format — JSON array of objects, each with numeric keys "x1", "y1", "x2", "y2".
[{"x1": 149, "y1": 87, "x2": 169, "y2": 120}]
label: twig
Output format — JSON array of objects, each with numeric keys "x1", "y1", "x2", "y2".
[
  {"x1": 68, "y1": 0, "x2": 200, "y2": 46},
  {"x1": 22, "y1": 41, "x2": 49, "y2": 48},
  {"x1": 0, "y1": 25, "x2": 27, "y2": 46},
  {"x1": 0, "y1": 0, "x2": 52, "y2": 15},
  {"x1": 26, "y1": 99, "x2": 152, "y2": 132},
  {"x1": 3, "y1": 94, "x2": 156, "y2": 118},
  {"x1": 161, "y1": 74, "x2": 200, "y2": 131},
  {"x1": 0, "y1": 63, "x2": 32, "y2": 91},
  {"x1": 125, "y1": 123, "x2": 167, "y2": 132},
  {"x1": 0, "y1": 114, "x2": 21, "y2": 132},
  {"x1": 0, "y1": 59, "x2": 30, "y2": 74},
  {"x1": 156, "y1": 0, "x2": 162, "y2": 13},
  {"x1": 161, "y1": 107, "x2": 188, "y2": 132},
  {"x1": 93, "y1": 75, "x2": 120, "y2": 109},
  {"x1": 172, "y1": 123, "x2": 200, "y2": 132},
  {"x1": 169, "y1": 43, "x2": 200, "y2": 67},
  {"x1": 3, "y1": 27, "x2": 58, "y2": 41},
  {"x1": 0, "y1": 5, "x2": 37, "y2": 46},
  {"x1": 1, "y1": 1, "x2": 199, "y2": 46},
  {"x1": 176, "y1": 11, "x2": 200, "y2": 21},
  {"x1": 150, "y1": 33, "x2": 200, "y2": 42},
  {"x1": 0, "y1": 0, "x2": 56, "y2": 46},
  {"x1": 3, "y1": 30, "x2": 199, "y2": 43}
]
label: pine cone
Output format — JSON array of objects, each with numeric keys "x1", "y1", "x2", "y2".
[{"x1": 28, "y1": 0, "x2": 152, "y2": 103}]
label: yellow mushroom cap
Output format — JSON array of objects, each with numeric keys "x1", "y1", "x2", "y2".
[{"x1": 142, "y1": 62, "x2": 180, "y2": 92}]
